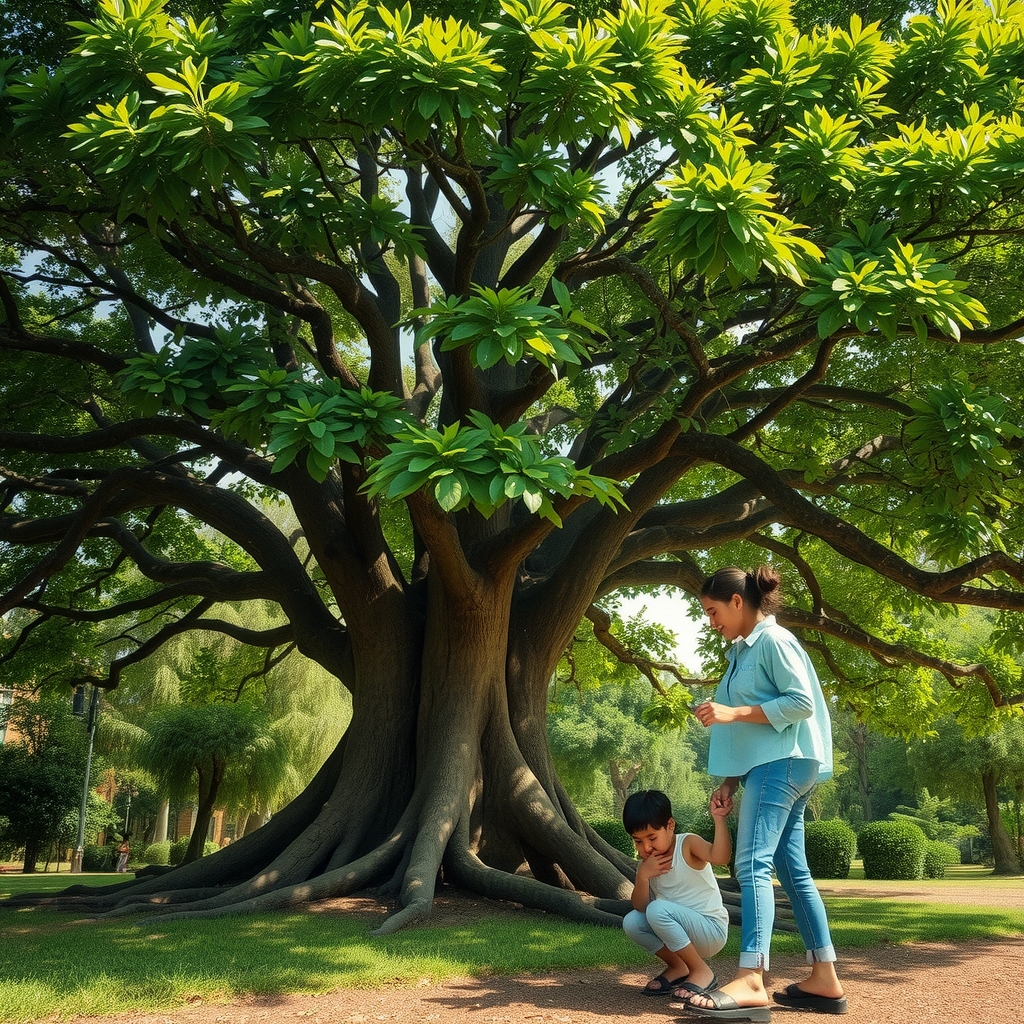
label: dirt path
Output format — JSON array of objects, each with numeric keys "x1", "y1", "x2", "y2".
[{"x1": 49, "y1": 884, "x2": 1024, "y2": 1024}]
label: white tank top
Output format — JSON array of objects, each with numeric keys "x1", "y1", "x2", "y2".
[{"x1": 649, "y1": 834, "x2": 729, "y2": 924}]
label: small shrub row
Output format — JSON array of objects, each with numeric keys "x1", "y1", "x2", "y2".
[
  {"x1": 804, "y1": 819, "x2": 857, "y2": 879},
  {"x1": 143, "y1": 840, "x2": 172, "y2": 866},
  {"x1": 923, "y1": 839, "x2": 961, "y2": 878},
  {"x1": 857, "y1": 820, "x2": 927, "y2": 879}
]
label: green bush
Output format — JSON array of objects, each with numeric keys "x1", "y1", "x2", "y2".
[
  {"x1": 588, "y1": 816, "x2": 635, "y2": 858},
  {"x1": 858, "y1": 820, "x2": 927, "y2": 879},
  {"x1": 804, "y1": 818, "x2": 857, "y2": 878},
  {"x1": 81, "y1": 843, "x2": 117, "y2": 871},
  {"x1": 923, "y1": 840, "x2": 961, "y2": 878},
  {"x1": 168, "y1": 836, "x2": 220, "y2": 865},
  {"x1": 142, "y1": 840, "x2": 172, "y2": 866}
]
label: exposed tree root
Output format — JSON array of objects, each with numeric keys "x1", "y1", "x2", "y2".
[{"x1": 446, "y1": 818, "x2": 625, "y2": 928}]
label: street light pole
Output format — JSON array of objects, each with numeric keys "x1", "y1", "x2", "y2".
[{"x1": 70, "y1": 685, "x2": 99, "y2": 874}]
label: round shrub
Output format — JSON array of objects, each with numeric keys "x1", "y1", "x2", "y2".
[
  {"x1": 142, "y1": 840, "x2": 172, "y2": 866},
  {"x1": 588, "y1": 816, "x2": 635, "y2": 858},
  {"x1": 81, "y1": 843, "x2": 117, "y2": 872},
  {"x1": 858, "y1": 820, "x2": 927, "y2": 879},
  {"x1": 804, "y1": 818, "x2": 857, "y2": 879},
  {"x1": 923, "y1": 840, "x2": 961, "y2": 879}
]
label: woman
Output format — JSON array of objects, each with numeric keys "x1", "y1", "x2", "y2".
[{"x1": 684, "y1": 566, "x2": 847, "y2": 1021}]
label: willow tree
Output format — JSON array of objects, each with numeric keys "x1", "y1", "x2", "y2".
[{"x1": 2, "y1": 0, "x2": 1024, "y2": 929}]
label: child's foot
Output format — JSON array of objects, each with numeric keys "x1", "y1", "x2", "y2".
[
  {"x1": 641, "y1": 971, "x2": 687, "y2": 995},
  {"x1": 669, "y1": 969, "x2": 718, "y2": 1004}
]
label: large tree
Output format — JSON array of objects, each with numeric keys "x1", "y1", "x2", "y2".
[{"x1": 2, "y1": 0, "x2": 1024, "y2": 928}]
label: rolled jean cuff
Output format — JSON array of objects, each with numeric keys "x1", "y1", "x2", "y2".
[
  {"x1": 739, "y1": 951, "x2": 769, "y2": 970},
  {"x1": 805, "y1": 944, "x2": 837, "y2": 964}
]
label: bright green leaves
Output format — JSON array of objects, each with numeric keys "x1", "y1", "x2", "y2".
[
  {"x1": 412, "y1": 282, "x2": 603, "y2": 376},
  {"x1": 514, "y1": 16, "x2": 636, "y2": 146},
  {"x1": 306, "y1": 3, "x2": 504, "y2": 142},
  {"x1": 506, "y1": 0, "x2": 686, "y2": 146},
  {"x1": 120, "y1": 347, "x2": 216, "y2": 418},
  {"x1": 263, "y1": 383, "x2": 410, "y2": 481},
  {"x1": 118, "y1": 333, "x2": 410, "y2": 482},
  {"x1": 66, "y1": 0, "x2": 184, "y2": 97},
  {"x1": 733, "y1": 33, "x2": 829, "y2": 125},
  {"x1": 800, "y1": 224, "x2": 988, "y2": 341},
  {"x1": 486, "y1": 135, "x2": 607, "y2": 231},
  {"x1": 364, "y1": 412, "x2": 625, "y2": 524},
  {"x1": 774, "y1": 106, "x2": 865, "y2": 208},
  {"x1": 647, "y1": 140, "x2": 822, "y2": 285},
  {"x1": 871, "y1": 112, "x2": 1022, "y2": 214},
  {"x1": 66, "y1": 54, "x2": 267, "y2": 221},
  {"x1": 903, "y1": 377, "x2": 1023, "y2": 561}
]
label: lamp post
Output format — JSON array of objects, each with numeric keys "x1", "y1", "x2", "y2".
[
  {"x1": 123, "y1": 784, "x2": 136, "y2": 836},
  {"x1": 70, "y1": 685, "x2": 99, "y2": 874}
]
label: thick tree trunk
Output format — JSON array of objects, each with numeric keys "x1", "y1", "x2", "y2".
[
  {"x1": 981, "y1": 770, "x2": 1021, "y2": 875},
  {"x1": 16, "y1": 572, "x2": 636, "y2": 929},
  {"x1": 22, "y1": 837, "x2": 40, "y2": 873}
]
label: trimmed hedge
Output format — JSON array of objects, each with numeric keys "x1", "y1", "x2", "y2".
[
  {"x1": 804, "y1": 818, "x2": 857, "y2": 879},
  {"x1": 588, "y1": 816, "x2": 636, "y2": 858},
  {"x1": 142, "y1": 840, "x2": 172, "y2": 866},
  {"x1": 81, "y1": 843, "x2": 117, "y2": 872},
  {"x1": 858, "y1": 820, "x2": 927, "y2": 879},
  {"x1": 924, "y1": 840, "x2": 961, "y2": 878}
]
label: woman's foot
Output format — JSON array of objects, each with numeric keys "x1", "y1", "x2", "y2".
[
  {"x1": 772, "y1": 982, "x2": 847, "y2": 1014},
  {"x1": 688, "y1": 975, "x2": 770, "y2": 1012}
]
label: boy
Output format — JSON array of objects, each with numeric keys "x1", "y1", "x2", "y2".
[{"x1": 622, "y1": 789, "x2": 732, "y2": 1000}]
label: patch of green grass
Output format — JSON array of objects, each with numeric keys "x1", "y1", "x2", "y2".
[
  {"x1": 0, "y1": 875, "x2": 124, "y2": 900},
  {"x1": 0, "y1": 900, "x2": 650, "y2": 1023},
  {"x1": 1, "y1": 882, "x2": 1021, "y2": 1023}
]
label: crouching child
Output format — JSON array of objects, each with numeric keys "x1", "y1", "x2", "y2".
[{"x1": 622, "y1": 789, "x2": 732, "y2": 1001}]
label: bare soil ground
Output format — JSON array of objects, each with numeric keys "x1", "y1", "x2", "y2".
[{"x1": 55, "y1": 883, "x2": 1024, "y2": 1024}]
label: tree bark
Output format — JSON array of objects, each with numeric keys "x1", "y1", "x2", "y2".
[{"x1": 981, "y1": 770, "x2": 1021, "y2": 875}]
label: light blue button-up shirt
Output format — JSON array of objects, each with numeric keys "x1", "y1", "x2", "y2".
[{"x1": 706, "y1": 616, "x2": 833, "y2": 782}]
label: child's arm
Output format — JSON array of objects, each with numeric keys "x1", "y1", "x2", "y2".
[{"x1": 682, "y1": 794, "x2": 733, "y2": 869}]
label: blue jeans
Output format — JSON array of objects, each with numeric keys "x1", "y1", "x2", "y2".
[{"x1": 735, "y1": 757, "x2": 837, "y2": 970}]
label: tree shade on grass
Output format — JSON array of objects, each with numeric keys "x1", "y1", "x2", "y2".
[{"x1": 2, "y1": 0, "x2": 1024, "y2": 931}]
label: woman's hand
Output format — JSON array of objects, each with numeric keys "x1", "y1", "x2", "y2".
[{"x1": 693, "y1": 701, "x2": 735, "y2": 726}]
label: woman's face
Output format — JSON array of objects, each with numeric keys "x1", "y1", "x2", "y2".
[{"x1": 701, "y1": 593, "x2": 747, "y2": 641}]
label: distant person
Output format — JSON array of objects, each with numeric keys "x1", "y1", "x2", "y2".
[
  {"x1": 115, "y1": 838, "x2": 130, "y2": 873},
  {"x1": 686, "y1": 566, "x2": 847, "y2": 1020},
  {"x1": 621, "y1": 789, "x2": 731, "y2": 1000}
]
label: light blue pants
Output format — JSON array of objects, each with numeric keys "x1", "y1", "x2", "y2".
[
  {"x1": 623, "y1": 899, "x2": 729, "y2": 958},
  {"x1": 735, "y1": 757, "x2": 837, "y2": 970}
]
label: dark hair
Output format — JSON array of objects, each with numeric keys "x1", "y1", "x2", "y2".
[
  {"x1": 701, "y1": 565, "x2": 782, "y2": 616},
  {"x1": 623, "y1": 790, "x2": 673, "y2": 834}
]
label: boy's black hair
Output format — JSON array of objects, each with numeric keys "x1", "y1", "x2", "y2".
[{"x1": 622, "y1": 790, "x2": 673, "y2": 834}]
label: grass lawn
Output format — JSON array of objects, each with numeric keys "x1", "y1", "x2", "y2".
[{"x1": 1, "y1": 871, "x2": 1021, "y2": 1023}]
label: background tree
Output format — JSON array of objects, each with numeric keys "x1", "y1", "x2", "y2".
[
  {"x1": 548, "y1": 612, "x2": 708, "y2": 817},
  {"x1": 909, "y1": 715, "x2": 1024, "y2": 873},
  {"x1": 2, "y1": 0, "x2": 1024, "y2": 927},
  {"x1": 0, "y1": 693, "x2": 90, "y2": 872}
]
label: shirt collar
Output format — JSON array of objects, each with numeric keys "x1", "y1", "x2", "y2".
[{"x1": 734, "y1": 614, "x2": 775, "y2": 648}]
